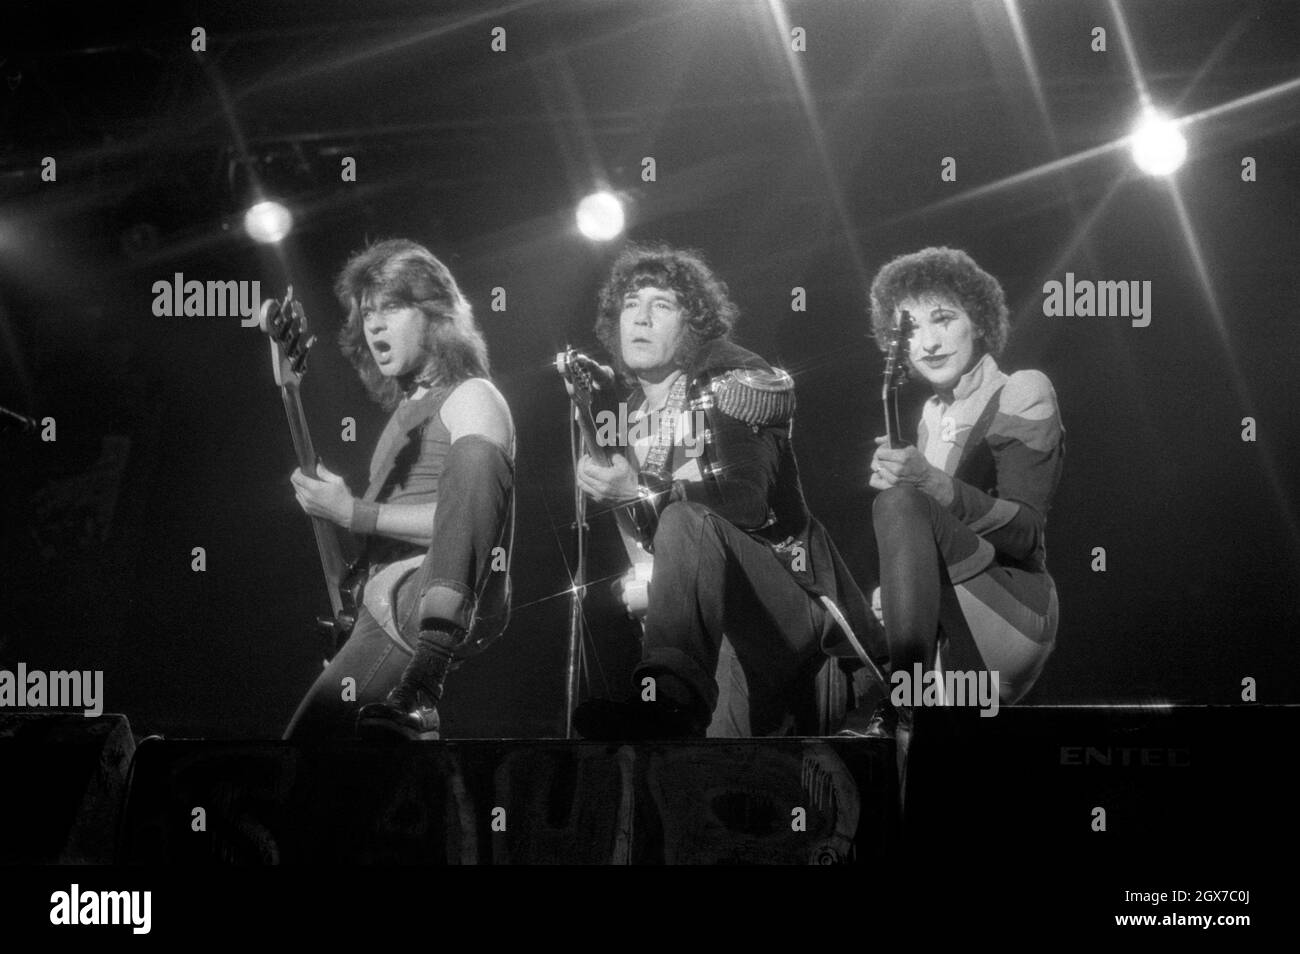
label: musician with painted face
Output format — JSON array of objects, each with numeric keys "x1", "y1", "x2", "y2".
[
  {"x1": 284, "y1": 239, "x2": 515, "y2": 741},
  {"x1": 866, "y1": 246, "x2": 1064, "y2": 778},
  {"x1": 574, "y1": 242, "x2": 885, "y2": 739}
]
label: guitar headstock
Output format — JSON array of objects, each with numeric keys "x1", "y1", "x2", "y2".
[
  {"x1": 554, "y1": 348, "x2": 601, "y2": 410},
  {"x1": 882, "y1": 309, "x2": 916, "y2": 391},
  {"x1": 259, "y1": 285, "x2": 315, "y2": 388}
]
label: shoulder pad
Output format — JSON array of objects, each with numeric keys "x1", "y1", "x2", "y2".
[
  {"x1": 1000, "y1": 370, "x2": 1058, "y2": 420},
  {"x1": 708, "y1": 368, "x2": 796, "y2": 426}
]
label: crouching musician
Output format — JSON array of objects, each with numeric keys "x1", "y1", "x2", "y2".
[{"x1": 566, "y1": 242, "x2": 886, "y2": 739}]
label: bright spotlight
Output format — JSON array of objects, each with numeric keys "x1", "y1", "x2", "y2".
[
  {"x1": 243, "y1": 199, "x2": 293, "y2": 244},
  {"x1": 1130, "y1": 109, "x2": 1187, "y2": 176},
  {"x1": 575, "y1": 191, "x2": 625, "y2": 241}
]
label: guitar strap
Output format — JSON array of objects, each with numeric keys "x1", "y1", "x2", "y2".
[
  {"x1": 362, "y1": 388, "x2": 449, "y2": 503},
  {"x1": 353, "y1": 388, "x2": 450, "y2": 581},
  {"x1": 637, "y1": 374, "x2": 689, "y2": 479}
]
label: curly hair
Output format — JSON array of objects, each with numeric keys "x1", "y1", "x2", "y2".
[
  {"x1": 335, "y1": 238, "x2": 489, "y2": 409},
  {"x1": 868, "y1": 246, "x2": 1010, "y2": 359},
  {"x1": 594, "y1": 242, "x2": 739, "y2": 381}
]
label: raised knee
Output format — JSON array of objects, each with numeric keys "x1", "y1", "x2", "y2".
[
  {"x1": 438, "y1": 437, "x2": 513, "y2": 504},
  {"x1": 655, "y1": 501, "x2": 716, "y2": 543},
  {"x1": 872, "y1": 484, "x2": 928, "y2": 525},
  {"x1": 444, "y1": 434, "x2": 511, "y2": 478}
]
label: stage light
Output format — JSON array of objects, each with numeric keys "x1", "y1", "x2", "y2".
[
  {"x1": 575, "y1": 191, "x2": 625, "y2": 241},
  {"x1": 243, "y1": 199, "x2": 293, "y2": 244},
  {"x1": 1130, "y1": 108, "x2": 1187, "y2": 176}
]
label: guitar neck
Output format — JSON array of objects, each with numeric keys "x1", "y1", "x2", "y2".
[
  {"x1": 281, "y1": 383, "x2": 347, "y2": 618},
  {"x1": 883, "y1": 385, "x2": 904, "y2": 449},
  {"x1": 882, "y1": 312, "x2": 914, "y2": 450}
]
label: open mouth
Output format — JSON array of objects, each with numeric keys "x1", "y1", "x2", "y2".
[{"x1": 372, "y1": 340, "x2": 392, "y2": 357}]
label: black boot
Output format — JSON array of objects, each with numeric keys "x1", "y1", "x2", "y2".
[
  {"x1": 573, "y1": 697, "x2": 704, "y2": 741},
  {"x1": 358, "y1": 682, "x2": 441, "y2": 740},
  {"x1": 574, "y1": 669, "x2": 710, "y2": 741},
  {"x1": 356, "y1": 627, "x2": 462, "y2": 741},
  {"x1": 838, "y1": 697, "x2": 894, "y2": 738}
]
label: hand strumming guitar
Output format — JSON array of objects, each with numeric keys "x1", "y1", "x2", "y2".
[{"x1": 577, "y1": 452, "x2": 641, "y2": 504}]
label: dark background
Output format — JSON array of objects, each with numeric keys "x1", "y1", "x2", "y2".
[{"x1": 1, "y1": 0, "x2": 1296, "y2": 738}]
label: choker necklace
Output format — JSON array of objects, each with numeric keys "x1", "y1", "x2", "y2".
[{"x1": 401, "y1": 375, "x2": 435, "y2": 399}]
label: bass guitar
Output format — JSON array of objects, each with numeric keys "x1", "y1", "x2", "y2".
[{"x1": 259, "y1": 287, "x2": 362, "y2": 659}]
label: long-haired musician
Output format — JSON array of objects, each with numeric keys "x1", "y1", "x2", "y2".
[{"x1": 283, "y1": 239, "x2": 515, "y2": 741}]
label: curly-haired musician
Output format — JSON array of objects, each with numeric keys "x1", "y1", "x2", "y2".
[
  {"x1": 865, "y1": 246, "x2": 1064, "y2": 781},
  {"x1": 574, "y1": 242, "x2": 886, "y2": 739}
]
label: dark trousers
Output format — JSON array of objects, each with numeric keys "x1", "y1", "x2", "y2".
[
  {"x1": 872, "y1": 485, "x2": 1056, "y2": 704},
  {"x1": 283, "y1": 437, "x2": 514, "y2": 740},
  {"x1": 636, "y1": 501, "x2": 830, "y2": 735}
]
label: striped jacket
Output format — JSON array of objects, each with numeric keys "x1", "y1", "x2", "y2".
[{"x1": 917, "y1": 353, "x2": 1065, "y2": 574}]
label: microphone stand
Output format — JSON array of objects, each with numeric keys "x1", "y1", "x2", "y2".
[{"x1": 564, "y1": 399, "x2": 588, "y2": 738}]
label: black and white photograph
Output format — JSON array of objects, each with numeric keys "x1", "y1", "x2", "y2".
[{"x1": 1, "y1": 0, "x2": 1296, "y2": 929}]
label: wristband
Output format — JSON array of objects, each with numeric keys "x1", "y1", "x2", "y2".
[{"x1": 351, "y1": 499, "x2": 380, "y2": 536}]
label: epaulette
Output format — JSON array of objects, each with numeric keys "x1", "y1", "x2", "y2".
[{"x1": 708, "y1": 367, "x2": 796, "y2": 426}]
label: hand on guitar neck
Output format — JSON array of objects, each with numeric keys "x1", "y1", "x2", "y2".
[{"x1": 291, "y1": 462, "x2": 355, "y2": 528}]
